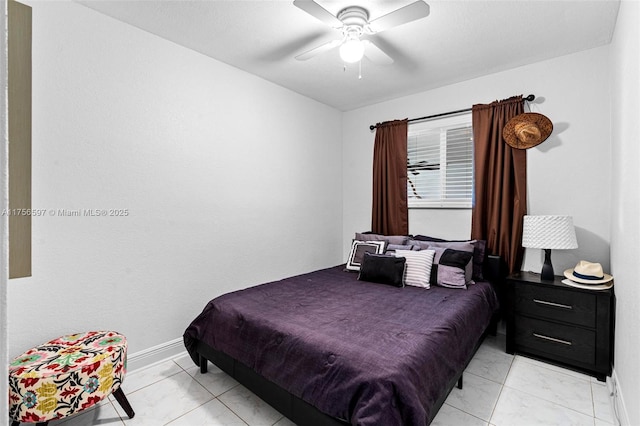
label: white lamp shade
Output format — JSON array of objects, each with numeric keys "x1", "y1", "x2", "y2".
[
  {"x1": 339, "y1": 39, "x2": 364, "y2": 63},
  {"x1": 522, "y1": 215, "x2": 578, "y2": 249}
]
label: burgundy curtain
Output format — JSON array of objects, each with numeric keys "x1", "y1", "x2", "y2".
[
  {"x1": 371, "y1": 119, "x2": 409, "y2": 235},
  {"x1": 471, "y1": 96, "x2": 526, "y2": 274}
]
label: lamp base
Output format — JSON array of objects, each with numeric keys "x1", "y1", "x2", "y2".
[{"x1": 541, "y1": 248, "x2": 555, "y2": 281}]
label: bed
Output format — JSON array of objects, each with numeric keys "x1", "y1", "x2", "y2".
[{"x1": 184, "y1": 245, "x2": 503, "y2": 426}]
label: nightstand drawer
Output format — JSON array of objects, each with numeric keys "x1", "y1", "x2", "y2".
[
  {"x1": 514, "y1": 283, "x2": 596, "y2": 328},
  {"x1": 514, "y1": 316, "x2": 595, "y2": 365}
]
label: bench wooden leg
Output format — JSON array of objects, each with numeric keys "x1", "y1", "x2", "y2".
[
  {"x1": 10, "y1": 422, "x2": 47, "y2": 426},
  {"x1": 112, "y1": 387, "x2": 135, "y2": 419}
]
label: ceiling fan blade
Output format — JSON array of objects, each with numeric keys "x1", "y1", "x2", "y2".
[
  {"x1": 368, "y1": 1, "x2": 430, "y2": 33},
  {"x1": 295, "y1": 39, "x2": 341, "y2": 61},
  {"x1": 293, "y1": 0, "x2": 343, "y2": 28},
  {"x1": 363, "y1": 40, "x2": 394, "y2": 65}
]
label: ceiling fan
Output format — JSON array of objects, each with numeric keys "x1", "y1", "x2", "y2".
[{"x1": 293, "y1": 0, "x2": 430, "y2": 65}]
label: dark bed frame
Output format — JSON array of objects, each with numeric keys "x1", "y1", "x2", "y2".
[{"x1": 194, "y1": 255, "x2": 506, "y2": 426}]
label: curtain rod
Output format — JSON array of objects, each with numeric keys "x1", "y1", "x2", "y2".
[{"x1": 369, "y1": 94, "x2": 536, "y2": 131}]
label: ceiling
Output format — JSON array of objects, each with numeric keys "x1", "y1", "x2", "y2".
[{"x1": 76, "y1": 0, "x2": 620, "y2": 111}]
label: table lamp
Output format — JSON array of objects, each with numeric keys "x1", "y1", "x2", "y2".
[{"x1": 522, "y1": 215, "x2": 578, "y2": 281}]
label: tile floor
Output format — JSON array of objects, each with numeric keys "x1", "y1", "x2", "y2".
[{"x1": 46, "y1": 334, "x2": 618, "y2": 426}]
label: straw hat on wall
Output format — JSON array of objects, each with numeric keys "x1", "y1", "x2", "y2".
[{"x1": 503, "y1": 112, "x2": 553, "y2": 149}]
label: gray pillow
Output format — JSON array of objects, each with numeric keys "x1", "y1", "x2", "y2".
[
  {"x1": 385, "y1": 244, "x2": 419, "y2": 254},
  {"x1": 355, "y1": 232, "x2": 408, "y2": 246},
  {"x1": 429, "y1": 247, "x2": 474, "y2": 289},
  {"x1": 411, "y1": 236, "x2": 487, "y2": 280}
]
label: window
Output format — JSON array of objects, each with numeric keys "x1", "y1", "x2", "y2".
[{"x1": 407, "y1": 114, "x2": 473, "y2": 208}]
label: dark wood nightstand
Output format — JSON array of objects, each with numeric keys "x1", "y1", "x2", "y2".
[{"x1": 506, "y1": 271, "x2": 615, "y2": 381}]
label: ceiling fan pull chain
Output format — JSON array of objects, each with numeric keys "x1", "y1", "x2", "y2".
[{"x1": 359, "y1": 60, "x2": 362, "y2": 80}]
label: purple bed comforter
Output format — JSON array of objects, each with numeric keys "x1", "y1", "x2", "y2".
[{"x1": 184, "y1": 265, "x2": 498, "y2": 426}]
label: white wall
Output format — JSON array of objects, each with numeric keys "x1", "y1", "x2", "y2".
[
  {"x1": 342, "y1": 47, "x2": 612, "y2": 276},
  {"x1": 609, "y1": 1, "x2": 640, "y2": 425},
  {"x1": 6, "y1": 1, "x2": 343, "y2": 357}
]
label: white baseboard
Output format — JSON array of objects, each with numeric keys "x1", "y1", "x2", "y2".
[
  {"x1": 126, "y1": 337, "x2": 187, "y2": 373},
  {"x1": 611, "y1": 368, "x2": 630, "y2": 426}
]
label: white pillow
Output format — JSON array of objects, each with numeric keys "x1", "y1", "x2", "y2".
[
  {"x1": 346, "y1": 240, "x2": 387, "y2": 271},
  {"x1": 394, "y1": 249, "x2": 435, "y2": 288}
]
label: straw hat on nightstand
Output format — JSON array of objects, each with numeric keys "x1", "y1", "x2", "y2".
[{"x1": 563, "y1": 260, "x2": 613, "y2": 290}]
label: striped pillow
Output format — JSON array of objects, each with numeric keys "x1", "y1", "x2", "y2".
[{"x1": 394, "y1": 249, "x2": 435, "y2": 288}]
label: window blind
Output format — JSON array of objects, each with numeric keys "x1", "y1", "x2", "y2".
[{"x1": 407, "y1": 120, "x2": 473, "y2": 208}]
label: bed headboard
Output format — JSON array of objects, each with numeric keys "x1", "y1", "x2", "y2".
[
  {"x1": 484, "y1": 254, "x2": 507, "y2": 318},
  {"x1": 484, "y1": 255, "x2": 506, "y2": 285}
]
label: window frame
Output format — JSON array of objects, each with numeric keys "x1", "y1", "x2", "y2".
[{"x1": 407, "y1": 113, "x2": 474, "y2": 209}]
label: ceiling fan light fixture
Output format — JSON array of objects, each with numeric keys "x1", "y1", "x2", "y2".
[
  {"x1": 339, "y1": 38, "x2": 364, "y2": 63},
  {"x1": 293, "y1": 0, "x2": 430, "y2": 65}
]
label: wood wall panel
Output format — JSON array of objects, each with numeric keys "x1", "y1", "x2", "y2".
[{"x1": 8, "y1": 0, "x2": 32, "y2": 278}]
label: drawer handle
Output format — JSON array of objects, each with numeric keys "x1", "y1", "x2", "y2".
[
  {"x1": 533, "y1": 299, "x2": 573, "y2": 310},
  {"x1": 533, "y1": 333, "x2": 572, "y2": 346}
]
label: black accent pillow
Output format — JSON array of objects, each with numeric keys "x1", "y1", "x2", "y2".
[{"x1": 358, "y1": 253, "x2": 406, "y2": 287}]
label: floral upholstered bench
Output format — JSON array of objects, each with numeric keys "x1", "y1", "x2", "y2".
[{"x1": 8, "y1": 331, "x2": 135, "y2": 425}]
